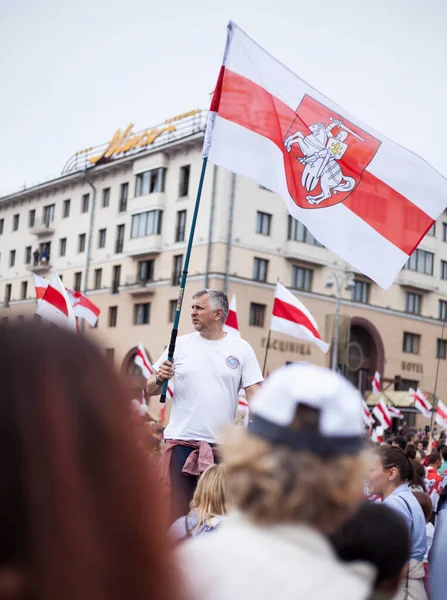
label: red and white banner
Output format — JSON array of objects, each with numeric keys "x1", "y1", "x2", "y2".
[
  {"x1": 36, "y1": 273, "x2": 77, "y2": 331},
  {"x1": 33, "y1": 273, "x2": 49, "y2": 304},
  {"x1": 388, "y1": 405, "x2": 404, "y2": 420},
  {"x1": 134, "y1": 343, "x2": 174, "y2": 399},
  {"x1": 270, "y1": 282, "x2": 329, "y2": 353},
  {"x1": 436, "y1": 399, "x2": 447, "y2": 430},
  {"x1": 372, "y1": 371, "x2": 381, "y2": 395},
  {"x1": 205, "y1": 22, "x2": 447, "y2": 289},
  {"x1": 362, "y1": 400, "x2": 374, "y2": 427},
  {"x1": 67, "y1": 289, "x2": 100, "y2": 327},
  {"x1": 224, "y1": 294, "x2": 240, "y2": 337},
  {"x1": 371, "y1": 426, "x2": 384, "y2": 444},
  {"x1": 409, "y1": 388, "x2": 432, "y2": 419},
  {"x1": 373, "y1": 398, "x2": 392, "y2": 430}
]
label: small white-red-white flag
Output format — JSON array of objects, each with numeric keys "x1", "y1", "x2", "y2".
[
  {"x1": 409, "y1": 388, "x2": 432, "y2": 419},
  {"x1": 135, "y1": 343, "x2": 174, "y2": 399},
  {"x1": 205, "y1": 22, "x2": 447, "y2": 289},
  {"x1": 388, "y1": 405, "x2": 404, "y2": 420},
  {"x1": 36, "y1": 273, "x2": 77, "y2": 331},
  {"x1": 67, "y1": 289, "x2": 100, "y2": 327},
  {"x1": 237, "y1": 391, "x2": 249, "y2": 427},
  {"x1": 436, "y1": 399, "x2": 447, "y2": 430},
  {"x1": 33, "y1": 273, "x2": 49, "y2": 304},
  {"x1": 224, "y1": 294, "x2": 241, "y2": 337},
  {"x1": 362, "y1": 400, "x2": 374, "y2": 427},
  {"x1": 372, "y1": 371, "x2": 381, "y2": 395},
  {"x1": 373, "y1": 398, "x2": 392, "y2": 430},
  {"x1": 371, "y1": 426, "x2": 384, "y2": 444},
  {"x1": 270, "y1": 282, "x2": 329, "y2": 353}
]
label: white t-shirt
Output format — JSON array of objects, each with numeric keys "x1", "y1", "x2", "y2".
[{"x1": 153, "y1": 332, "x2": 263, "y2": 442}]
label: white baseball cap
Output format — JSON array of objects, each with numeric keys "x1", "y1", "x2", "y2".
[{"x1": 248, "y1": 363, "x2": 363, "y2": 455}]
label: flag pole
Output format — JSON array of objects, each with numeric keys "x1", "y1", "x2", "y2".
[
  {"x1": 160, "y1": 157, "x2": 208, "y2": 403},
  {"x1": 430, "y1": 314, "x2": 447, "y2": 430},
  {"x1": 262, "y1": 329, "x2": 271, "y2": 377}
]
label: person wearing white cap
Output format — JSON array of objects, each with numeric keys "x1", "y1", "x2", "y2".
[{"x1": 178, "y1": 363, "x2": 375, "y2": 600}]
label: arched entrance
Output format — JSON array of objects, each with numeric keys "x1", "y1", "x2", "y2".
[{"x1": 344, "y1": 317, "x2": 385, "y2": 392}]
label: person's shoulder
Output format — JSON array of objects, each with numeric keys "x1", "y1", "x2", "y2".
[
  {"x1": 176, "y1": 333, "x2": 199, "y2": 347},
  {"x1": 226, "y1": 336, "x2": 256, "y2": 353}
]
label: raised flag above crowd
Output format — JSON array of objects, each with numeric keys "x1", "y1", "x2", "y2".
[
  {"x1": 387, "y1": 405, "x2": 404, "y2": 420},
  {"x1": 204, "y1": 21, "x2": 447, "y2": 289},
  {"x1": 134, "y1": 343, "x2": 174, "y2": 400},
  {"x1": 36, "y1": 273, "x2": 77, "y2": 331},
  {"x1": 361, "y1": 400, "x2": 374, "y2": 428},
  {"x1": 372, "y1": 398, "x2": 392, "y2": 431},
  {"x1": 409, "y1": 387, "x2": 433, "y2": 419},
  {"x1": 223, "y1": 294, "x2": 240, "y2": 337},
  {"x1": 436, "y1": 399, "x2": 447, "y2": 430}
]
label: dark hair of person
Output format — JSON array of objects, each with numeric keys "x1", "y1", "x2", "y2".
[
  {"x1": 412, "y1": 492, "x2": 433, "y2": 522},
  {"x1": 392, "y1": 436, "x2": 407, "y2": 451},
  {"x1": 406, "y1": 432, "x2": 415, "y2": 443},
  {"x1": 377, "y1": 445, "x2": 415, "y2": 485},
  {"x1": 442, "y1": 446, "x2": 447, "y2": 462},
  {"x1": 405, "y1": 444, "x2": 417, "y2": 460},
  {"x1": 429, "y1": 450, "x2": 441, "y2": 465},
  {"x1": 411, "y1": 461, "x2": 427, "y2": 492},
  {"x1": 422, "y1": 437, "x2": 429, "y2": 450},
  {"x1": 330, "y1": 502, "x2": 410, "y2": 587},
  {"x1": 438, "y1": 443, "x2": 446, "y2": 455},
  {"x1": 0, "y1": 322, "x2": 180, "y2": 600}
]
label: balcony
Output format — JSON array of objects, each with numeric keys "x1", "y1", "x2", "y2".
[
  {"x1": 124, "y1": 276, "x2": 156, "y2": 296},
  {"x1": 283, "y1": 240, "x2": 328, "y2": 267},
  {"x1": 397, "y1": 270, "x2": 438, "y2": 293},
  {"x1": 30, "y1": 219, "x2": 55, "y2": 236},
  {"x1": 125, "y1": 236, "x2": 163, "y2": 258},
  {"x1": 27, "y1": 258, "x2": 52, "y2": 274}
]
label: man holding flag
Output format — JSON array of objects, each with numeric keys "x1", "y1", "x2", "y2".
[{"x1": 146, "y1": 289, "x2": 263, "y2": 519}]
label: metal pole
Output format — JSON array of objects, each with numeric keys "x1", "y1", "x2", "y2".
[
  {"x1": 430, "y1": 315, "x2": 447, "y2": 431},
  {"x1": 332, "y1": 277, "x2": 341, "y2": 372},
  {"x1": 204, "y1": 165, "x2": 218, "y2": 288},
  {"x1": 81, "y1": 170, "x2": 96, "y2": 331},
  {"x1": 160, "y1": 157, "x2": 209, "y2": 403},
  {"x1": 262, "y1": 329, "x2": 272, "y2": 377},
  {"x1": 224, "y1": 172, "x2": 236, "y2": 295}
]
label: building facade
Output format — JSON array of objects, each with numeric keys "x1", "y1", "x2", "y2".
[{"x1": 1, "y1": 110, "x2": 446, "y2": 424}]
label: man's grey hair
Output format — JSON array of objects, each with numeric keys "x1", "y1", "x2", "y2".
[{"x1": 193, "y1": 289, "x2": 229, "y2": 322}]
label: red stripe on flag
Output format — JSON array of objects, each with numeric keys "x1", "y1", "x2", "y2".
[
  {"x1": 217, "y1": 69, "x2": 433, "y2": 255},
  {"x1": 136, "y1": 349, "x2": 152, "y2": 374},
  {"x1": 272, "y1": 297, "x2": 321, "y2": 341},
  {"x1": 437, "y1": 405, "x2": 447, "y2": 420},
  {"x1": 377, "y1": 403, "x2": 392, "y2": 429},
  {"x1": 43, "y1": 285, "x2": 69, "y2": 317},
  {"x1": 225, "y1": 310, "x2": 238, "y2": 330}
]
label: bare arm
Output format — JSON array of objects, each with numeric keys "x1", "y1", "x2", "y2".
[
  {"x1": 244, "y1": 382, "x2": 262, "y2": 404},
  {"x1": 146, "y1": 360, "x2": 174, "y2": 397}
]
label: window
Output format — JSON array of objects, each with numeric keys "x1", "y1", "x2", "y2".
[
  {"x1": 441, "y1": 261, "x2": 447, "y2": 280},
  {"x1": 256, "y1": 211, "x2": 272, "y2": 236},
  {"x1": 63, "y1": 199, "x2": 71, "y2": 218},
  {"x1": 94, "y1": 268, "x2": 102, "y2": 289},
  {"x1": 352, "y1": 280, "x2": 370, "y2": 304},
  {"x1": 287, "y1": 216, "x2": 324, "y2": 246},
  {"x1": 253, "y1": 257, "x2": 268, "y2": 282},
  {"x1": 138, "y1": 260, "x2": 154, "y2": 283},
  {"x1": 102, "y1": 188, "x2": 110, "y2": 208},
  {"x1": 24, "y1": 246, "x2": 32, "y2": 264},
  {"x1": 169, "y1": 299, "x2": 177, "y2": 323},
  {"x1": 9, "y1": 250, "x2": 16, "y2": 267},
  {"x1": 59, "y1": 238, "x2": 67, "y2": 257},
  {"x1": 404, "y1": 249, "x2": 434, "y2": 275},
  {"x1": 403, "y1": 332, "x2": 420, "y2": 354},
  {"x1": 105, "y1": 348, "x2": 115, "y2": 365},
  {"x1": 135, "y1": 168, "x2": 165, "y2": 197},
  {"x1": 175, "y1": 210, "x2": 187, "y2": 242},
  {"x1": 12, "y1": 214, "x2": 19, "y2": 231},
  {"x1": 28, "y1": 209, "x2": 35, "y2": 227},
  {"x1": 427, "y1": 223, "x2": 436, "y2": 236},
  {"x1": 249, "y1": 303, "x2": 266, "y2": 327},
  {"x1": 4, "y1": 284, "x2": 11, "y2": 307},
  {"x1": 0, "y1": 219, "x2": 3, "y2": 234},
  {"x1": 39, "y1": 241, "x2": 51, "y2": 261},
  {"x1": 405, "y1": 292, "x2": 422, "y2": 315},
  {"x1": 172, "y1": 255, "x2": 183, "y2": 286},
  {"x1": 440, "y1": 300, "x2": 447, "y2": 321},
  {"x1": 134, "y1": 302, "x2": 151, "y2": 325},
  {"x1": 115, "y1": 224, "x2": 125, "y2": 253},
  {"x1": 292, "y1": 266, "x2": 313, "y2": 291},
  {"x1": 73, "y1": 272, "x2": 82, "y2": 292},
  {"x1": 179, "y1": 165, "x2": 190, "y2": 197},
  {"x1": 112, "y1": 265, "x2": 121, "y2": 294},
  {"x1": 98, "y1": 228, "x2": 107, "y2": 248},
  {"x1": 78, "y1": 233, "x2": 86, "y2": 253},
  {"x1": 437, "y1": 339, "x2": 447, "y2": 360},
  {"x1": 399, "y1": 379, "x2": 419, "y2": 392},
  {"x1": 130, "y1": 210, "x2": 162, "y2": 239},
  {"x1": 108, "y1": 306, "x2": 118, "y2": 327},
  {"x1": 43, "y1": 204, "x2": 55, "y2": 225},
  {"x1": 119, "y1": 183, "x2": 128, "y2": 212},
  {"x1": 21, "y1": 281, "x2": 27, "y2": 300},
  {"x1": 81, "y1": 194, "x2": 89, "y2": 213}
]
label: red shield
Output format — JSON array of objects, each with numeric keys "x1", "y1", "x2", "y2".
[{"x1": 283, "y1": 95, "x2": 381, "y2": 209}]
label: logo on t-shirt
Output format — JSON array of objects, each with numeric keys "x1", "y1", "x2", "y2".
[{"x1": 226, "y1": 355, "x2": 240, "y2": 369}]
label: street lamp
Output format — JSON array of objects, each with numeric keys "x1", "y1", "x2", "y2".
[{"x1": 325, "y1": 271, "x2": 355, "y2": 371}]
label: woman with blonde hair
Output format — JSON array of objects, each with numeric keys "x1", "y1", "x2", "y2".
[{"x1": 170, "y1": 464, "x2": 230, "y2": 541}]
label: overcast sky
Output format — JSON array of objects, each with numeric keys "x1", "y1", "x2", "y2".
[{"x1": 1, "y1": 0, "x2": 446, "y2": 196}]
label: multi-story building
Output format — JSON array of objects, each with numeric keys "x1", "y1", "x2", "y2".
[{"x1": 1, "y1": 109, "x2": 446, "y2": 425}]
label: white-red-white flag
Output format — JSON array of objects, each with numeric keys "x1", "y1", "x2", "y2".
[
  {"x1": 270, "y1": 282, "x2": 329, "y2": 353},
  {"x1": 362, "y1": 400, "x2": 374, "y2": 428},
  {"x1": 36, "y1": 273, "x2": 77, "y2": 331},
  {"x1": 371, "y1": 426, "x2": 384, "y2": 444},
  {"x1": 372, "y1": 371, "x2": 381, "y2": 395},
  {"x1": 205, "y1": 22, "x2": 447, "y2": 289},
  {"x1": 135, "y1": 343, "x2": 174, "y2": 399},
  {"x1": 67, "y1": 289, "x2": 100, "y2": 327},
  {"x1": 33, "y1": 273, "x2": 49, "y2": 304},
  {"x1": 237, "y1": 391, "x2": 249, "y2": 427},
  {"x1": 388, "y1": 405, "x2": 404, "y2": 420},
  {"x1": 436, "y1": 399, "x2": 447, "y2": 430},
  {"x1": 373, "y1": 398, "x2": 392, "y2": 431},
  {"x1": 223, "y1": 294, "x2": 240, "y2": 337},
  {"x1": 409, "y1": 388, "x2": 432, "y2": 419}
]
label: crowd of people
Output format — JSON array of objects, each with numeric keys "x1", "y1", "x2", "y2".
[{"x1": 2, "y1": 288, "x2": 447, "y2": 600}]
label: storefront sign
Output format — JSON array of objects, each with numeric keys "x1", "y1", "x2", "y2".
[
  {"x1": 401, "y1": 361, "x2": 423, "y2": 374},
  {"x1": 261, "y1": 337, "x2": 311, "y2": 355}
]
